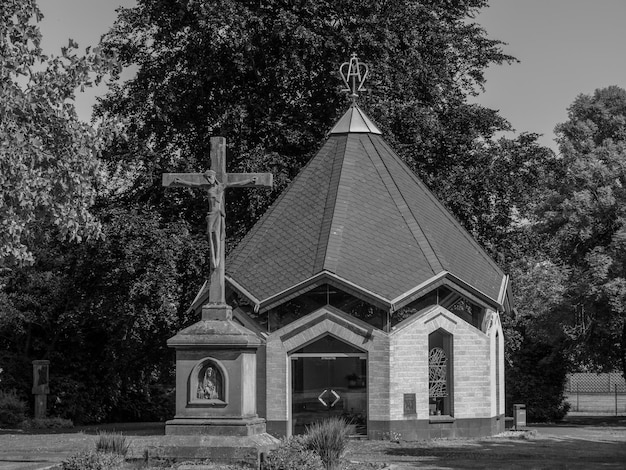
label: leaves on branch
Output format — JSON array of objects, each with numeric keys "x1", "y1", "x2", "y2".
[{"x1": 0, "y1": 0, "x2": 120, "y2": 267}]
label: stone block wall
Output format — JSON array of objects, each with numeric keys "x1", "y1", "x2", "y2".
[
  {"x1": 262, "y1": 303, "x2": 503, "y2": 439},
  {"x1": 389, "y1": 305, "x2": 492, "y2": 421},
  {"x1": 264, "y1": 306, "x2": 389, "y2": 436}
]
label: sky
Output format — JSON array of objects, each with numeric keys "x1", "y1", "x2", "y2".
[
  {"x1": 38, "y1": 0, "x2": 626, "y2": 151},
  {"x1": 474, "y1": 0, "x2": 626, "y2": 150}
]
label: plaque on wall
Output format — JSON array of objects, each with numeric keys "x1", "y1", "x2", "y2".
[{"x1": 403, "y1": 393, "x2": 416, "y2": 416}]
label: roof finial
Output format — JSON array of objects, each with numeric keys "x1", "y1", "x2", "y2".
[{"x1": 340, "y1": 53, "x2": 368, "y2": 102}]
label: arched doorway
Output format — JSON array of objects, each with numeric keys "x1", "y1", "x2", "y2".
[{"x1": 290, "y1": 334, "x2": 367, "y2": 435}]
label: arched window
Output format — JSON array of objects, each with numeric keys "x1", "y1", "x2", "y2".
[
  {"x1": 429, "y1": 329, "x2": 453, "y2": 416},
  {"x1": 496, "y1": 331, "x2": 500, "y2": 416}
]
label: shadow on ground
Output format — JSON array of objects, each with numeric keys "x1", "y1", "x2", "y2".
[{"x1": 345, "y1": 416, "x2": 626, "y2": 469}]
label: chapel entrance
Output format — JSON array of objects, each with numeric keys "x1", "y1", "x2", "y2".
[{"x1": 290, "y1": 335, "x2": 367, "y2": 435}]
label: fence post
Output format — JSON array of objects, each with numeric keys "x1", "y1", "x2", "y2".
[
  {"x1": 616, "y1": 384, "x2": 618, "y2": 416},
  {"x1": 576, "y1": 384, "x2": 579, "y2": 412}
]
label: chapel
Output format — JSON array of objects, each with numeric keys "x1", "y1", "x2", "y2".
[{"x1": 183, "y1": 61, "x2": 509, "y2": 440}]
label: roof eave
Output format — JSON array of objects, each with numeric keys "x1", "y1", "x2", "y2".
[
  {"x1": 226, "y1": 271, "x2": 392, "y2": 313},
  {"x1": 390, "y1": 271, "x2": 505, "y2": 313}
]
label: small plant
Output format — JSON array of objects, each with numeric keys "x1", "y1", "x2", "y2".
[
  {"x1": 96, "y1": 431, "x2": 131, "y2": 457},
  {"x1": 305, "y1": 418, "x2": 350, "y2": 470},
  {"x1": 61, "y1": 450, "x2": 123, "y2": 470},
  {"x1": 381, "y1": 431, "x2": 402, "y2": 443},
  {"x1": 262, "y1": 435, "x2": 323, "y2": 470},
  {"x1": 0, "y1": 389, "x2": 26, "y2": 428}
]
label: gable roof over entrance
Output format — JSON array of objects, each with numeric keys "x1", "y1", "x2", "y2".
[{"x1": 225, "y1": 104, "x2": 509, "y2": 313}]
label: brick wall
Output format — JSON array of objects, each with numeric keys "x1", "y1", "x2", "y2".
[
  {"x1": 264, "y1": 306, "x2": 389, "y2": 431},
  {"x1": 264, "y1": 303, "x2": 501, "y2": 436},
  {"x1": 389, "y1": 305, "x2": 494, "y2": 420}
]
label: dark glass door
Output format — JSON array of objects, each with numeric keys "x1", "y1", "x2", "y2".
[{"x1": 291, "y1": 355, "x2": 366, "y2": 435}]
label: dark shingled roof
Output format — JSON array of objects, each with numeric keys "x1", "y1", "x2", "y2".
[{"x1": 225, "y1": 104, "x2": 508, "y2": 312}]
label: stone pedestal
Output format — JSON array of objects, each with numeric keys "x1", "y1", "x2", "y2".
[{"x1": 161, "y1": 303, "x2": 278, "y2": 467}]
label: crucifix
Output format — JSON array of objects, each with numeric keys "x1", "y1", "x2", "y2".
[{"x1": 162, "y1": 136, "x2": 273, "y2": 308}]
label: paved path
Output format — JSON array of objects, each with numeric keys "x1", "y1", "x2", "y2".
[
  {"x1": 0, "y1": 417, "x2": 625, "y2": 470},
  {"x1": 0, "y1": 423, "x2": 162, "y2": 470}
]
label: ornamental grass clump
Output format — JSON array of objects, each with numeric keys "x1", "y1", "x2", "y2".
[
  {"x1": 95, "y1": 431, "x2": 131, "y2": 457},
  {"x1": 305, "y1": 417, "x2": 350, "y2": 470}
]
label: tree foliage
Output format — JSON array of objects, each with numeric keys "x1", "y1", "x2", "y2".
[
  {"x1": 0, "y1": 0, "x2": 119, "y2": 266},
  {"x1": 96, "y1": 0, "x2": 528, "y2": 248},
  {"x1": 538, "y1": 86, "x2": 626, "y2": 379},
  {"x1": 0, "y1": 0, "x2": 566, "y2": 423},
  {"x1": 502, "y1": 256, "x2": 571, "y2": 421},
  {"x1": 0, "y1": 207, "x2": 206, "y2": 422}
]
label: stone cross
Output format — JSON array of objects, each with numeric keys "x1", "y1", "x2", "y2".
[{"x1": 162, "y1": 136, "x2": 273, "y2": 306}]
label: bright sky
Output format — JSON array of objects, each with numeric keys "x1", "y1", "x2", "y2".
[
  {"x1": 38, "y1": 0, "x2": 136, "y2": 120},
  {"x1": 38, "y1": 0, "x2": 626, "y2": 151},
  {"x1": 474, "y1": 0, "x2": 626, "y2": 150}
]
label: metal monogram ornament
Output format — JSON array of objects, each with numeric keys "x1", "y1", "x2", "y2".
[{"x1": 340, "y1": 53, "x2": 369, "y2": 101}]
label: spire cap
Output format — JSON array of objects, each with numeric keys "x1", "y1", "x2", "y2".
[{"x1": 329, "y1": 103, "x2": 382, "y2": 135}]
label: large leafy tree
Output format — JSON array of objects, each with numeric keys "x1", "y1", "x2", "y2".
[
  {"x1": 1, "y1": 0, "x2": 561, "y2": 422},
  {"x1": 538, "y1": 86, "x2": 626, "y2": 379},
  {"x1": 0, "y1": 0, "x2": 120, "y2": 266},
  {"x1": 96, "y1": 0, "x2": 534, "y2": 249},
  {"x1": 0, "y1": 206, "x2": 205, "y2": 421},
  {"x1": 93, "y1": 1, "x2": 562, "y2": 422},
  {"x1": 502, "y1": 255, "x2": 572, "y2": 421}
]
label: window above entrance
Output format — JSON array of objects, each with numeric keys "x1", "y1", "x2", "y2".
[
  {"x1": 230, "y1": 283, "x2": 387, "y2": 332},
  {"x1": 293, "y1": 334, "x2": 365, "y2": 354}
]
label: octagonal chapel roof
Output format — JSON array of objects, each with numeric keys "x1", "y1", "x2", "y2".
[{"x1": 224, "y1": 103, "x2": 510, "y2": 314}]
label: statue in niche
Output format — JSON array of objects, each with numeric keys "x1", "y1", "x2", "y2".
[{"x1": 197, "y1": 364, "x2": 222, "y2": 400}]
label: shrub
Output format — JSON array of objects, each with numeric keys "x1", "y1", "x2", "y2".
[
  {"x1": 506, "y1": 338, "x2": 571, "y2": 422},
  {"x1": 61, "y1": 451, "x2": 124, "y2": 470},
  {"x1": 96, "y1": 431, "x2": 131, "y2": 457},
  {"x1": 21, "y1": 417, "x2": 74, "y2": 429},
  {"x1": 305, "y1": 418, "x2": 350, "y2": 470},
  {"x1": 0, "y1": 390, "x2": 26, "y2": 427},
  {"x1": 262, "y1": 435, "x2": 323, "y2": 470}
]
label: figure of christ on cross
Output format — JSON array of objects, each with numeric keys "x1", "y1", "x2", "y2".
[
  {"x1": 163, "y1": 137, "x2": 273, "y2": 306},
  {"x1": 173, "y1": 169, "x2": 256, "y2": 270}
]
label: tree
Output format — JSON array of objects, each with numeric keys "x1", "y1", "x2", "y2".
[
  {"x1": 95, "y1": 1, "x2": 561, "y2": 421},
  {"x1": 1, "y1": 0, "x2": 560, "y2": 422},
  {"x1": 0, "y1": 206, "x2": 206, "y2": 422},
  {"x1": 0, "y1": 0, "x2": 118, "y2": 266},
  {"x1": 503, "y1": 256, "x2": 572, "y2": 421},
  {"x1": 538, "y1": 86, "x2": 626, "y2": 379},
  {"x1": 95, "y1": 0, "x2": 522, "y2": 247}
]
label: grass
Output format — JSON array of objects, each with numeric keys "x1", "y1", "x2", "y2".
[
  {"x1": 305, "y1": 417, "x2": 350, "y2": 470},
  {"x1": 96, "y1": 431, "x2": 131, "y2": 457}
]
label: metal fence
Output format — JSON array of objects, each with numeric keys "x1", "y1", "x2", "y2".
[{"x1": 564, "y1": 373, "x2": 626, "y2": 415}]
